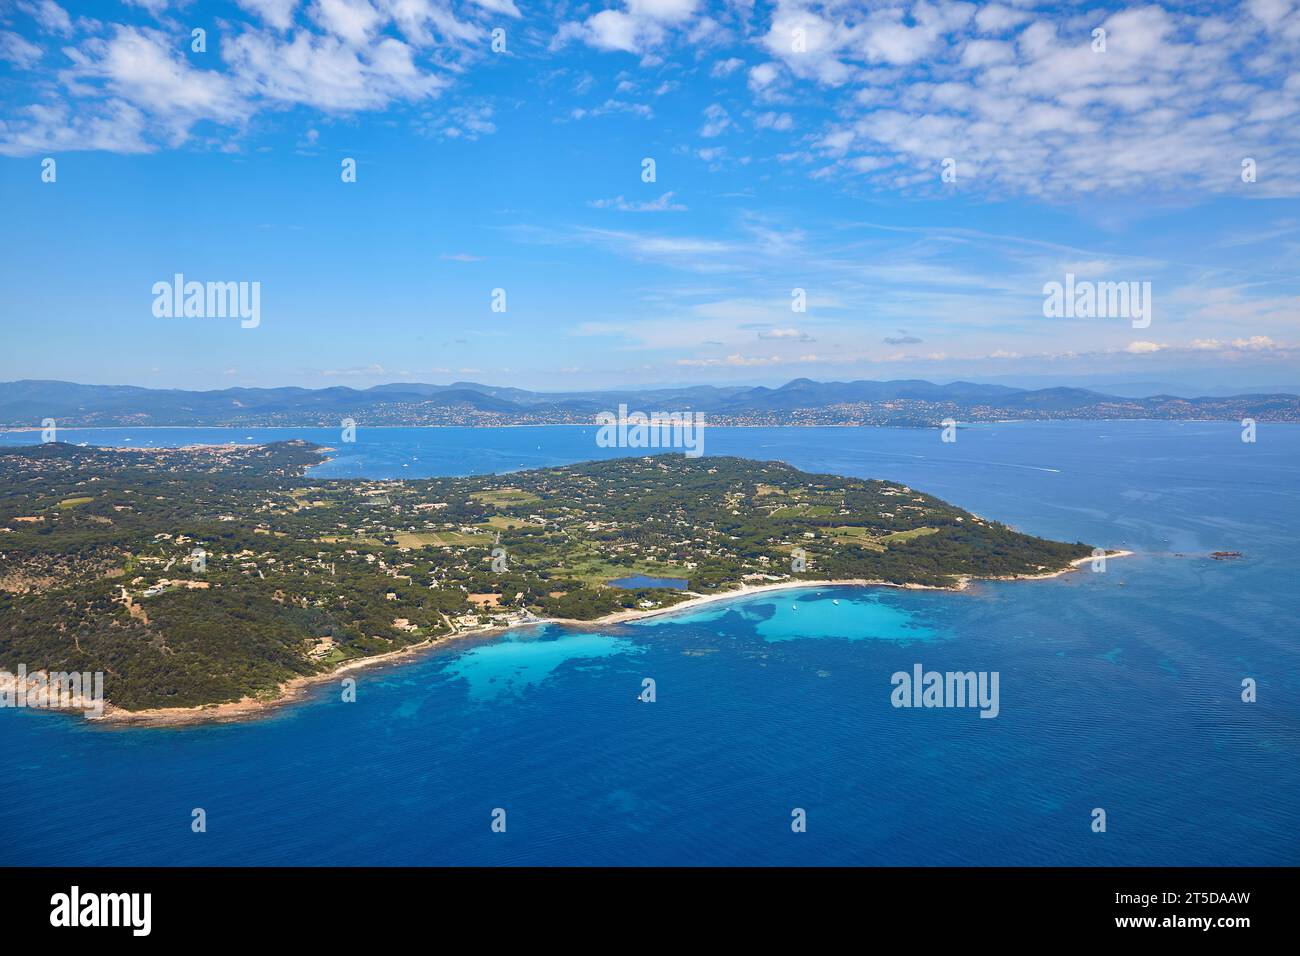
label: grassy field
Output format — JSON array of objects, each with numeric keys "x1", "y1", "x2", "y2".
[
  {"x1": 828, "y1": 525, "x2": 938, "y2": 548},
  {"x1": 393, "y1": 530, "x2": 492, "y2": 549},
  {"x1": 57, "y1": 496, "x2": 95, "y2": 509},
  {"x1": 879, "y1": 527, "x2": 939, "y2": 544},
  {"x1": 553, "y1": 545, "x2": 693, "y2": 587},
  {"x1": 479, "y1": 515, "x2": 541, "y2": 531},
  {"x1": 470, "y1": 488, "x2": 541, "y2": 507},
  {"x1": 287, "y1": 489, "x2": 330, "y2": 508},
  {"x1": 828, "y1": 525, "x2": 884, "y2": 548},
  {"x1": 772, "y1": 503, "x2": 836, "y2": 519},
  {"x1": 314, "y1": 645, "x2": 357, "y2": 668}
]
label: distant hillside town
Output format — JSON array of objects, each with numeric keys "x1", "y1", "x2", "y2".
[{"x1": 2, "y1": 378, "x2": 1298, "y2": 428}]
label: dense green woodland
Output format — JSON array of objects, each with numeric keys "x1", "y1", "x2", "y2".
[{"x1": 0, "y1": 441, "x2": 1090, "y2": 710}]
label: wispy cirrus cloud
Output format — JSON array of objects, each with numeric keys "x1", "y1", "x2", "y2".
[{"x1": 589, "y1": 191, "x2": 687, "y2": 212}]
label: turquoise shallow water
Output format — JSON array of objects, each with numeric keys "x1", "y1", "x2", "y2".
[
  {"x1": 440, "y1": 630, "x2": 642, "y2": 703},
  {"x1": 674, "y1": 587, "x2": 939, "y2": 643},
  {"x1": 1, "y1": 422, "x2": 1297, "y2": 865}
]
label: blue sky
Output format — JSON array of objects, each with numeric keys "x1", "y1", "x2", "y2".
[{"x1": 2, "y1": 0, "x2": 1299, "y2": 393}]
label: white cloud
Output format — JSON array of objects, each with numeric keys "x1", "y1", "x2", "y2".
[
  {"x1": 569, "y1": 99, "x2": 654, "y2": 120},
  {"x1": 974, "y1": 4, "x2": 1031, "y2": 35},
  {"x1": 700, "y1": 102, "x2": 733, "y2": 137},
  {"x1": 236, "y1": 0, "x2": 301, "y2": 32},
  {"x1": 1133, "y1": 336, "x2": 1282, "y2": 355},
  {"x1": 11, "y1": 0, "x2": 1300, "y2": 205},
  {"x1": 629, "y1": 0, "x2": 697, "y2": 23},
  {"x1": 572, "y1": 0, "x2": 1300, "y2": 197},
  {"x1": 585, "y1": 12, "x2": 647, "y2": 53},
  {"x1": 122, "y1": 0, "x2": 173, "y2": 15},
  {"x1": 0, "y1": 99, "x2": 152, "y2": 156},
  {"x1": 1232, "y1": 335, "x2": 1279, "y2": 350},
  {"x1": 960, "y1": 38, "x2": 1013, "y2": 68},
  {"x1": 758, "y1": 327, "x2": 814, "y2": 341},
  {"x1": 563, "y1": 1, "x2": 701, "y2": 55},
  {"x1": 422, "y1": 102, "x2": 495, "y2": 139},
  {"x1": 95, "y1": 28, "x2": 243, "y2": 116},
  {"x1": 711, "y1": 56, "x2": 744, "y2": 77},
  {"x1": 676, "y1": 353, "x2": 802, "y2": 367},
  {"x1": 468, "y1": 0, "x2": 521, "y2": 18},
  {"x1": 41, "y1": 26, "x2": 249, "y2": 146},
  {"x1": 1, "y1": 0, "x2": 487, "y2": 154},
  {"x1": 311, "y1": 0, "x2": 385, "y2": 47},
  {"x1": 20, "y1": 0, "x2": 73, "y2": 37},
  {"x1": 589, "y1": 191, "x2": 687, "y2": 212},
  {"x1": 754, "y1": 110, "x2": 793, "y2": 130},
  {"x1": 0, "y1": 30, "x2": 42, "y2": 69},
  {"x1": 747, "y1": 61, "x2": 780, "y2": 93},
  {"x1": 1248, "y1": 0, "x2": 1295, "y2": 30},
  {"x1": 224, "y1": 28, "x2": 445, "y2": 112}
]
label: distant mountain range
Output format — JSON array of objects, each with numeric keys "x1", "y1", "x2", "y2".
[{"x1": 2, "y1": 378, "x2": 1298, "y2": 427}]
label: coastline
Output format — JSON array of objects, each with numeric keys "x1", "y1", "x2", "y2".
[{"x1": 86, "y1": 549, "x2": 1134, "y2": 729}]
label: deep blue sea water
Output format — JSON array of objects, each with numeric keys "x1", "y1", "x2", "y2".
[{"x1": 1, "y1": 422, "x2": 1297, "y2": 865}]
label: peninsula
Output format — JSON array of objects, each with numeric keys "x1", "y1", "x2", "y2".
[{"x1": 0, "y1": 441, "x2": 1098, "y2": 721}]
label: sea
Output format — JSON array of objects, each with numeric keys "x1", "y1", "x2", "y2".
[{"x1": 0, "y1": 421, "x2": 1296, "y2": 865}]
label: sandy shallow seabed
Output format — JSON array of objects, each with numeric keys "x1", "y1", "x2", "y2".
[{"x1": 71, "y1": 551, "x2": 1130, "y2": 728}]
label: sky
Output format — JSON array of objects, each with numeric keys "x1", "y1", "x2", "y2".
[{"x1": 1, "y1": 0, "x2": 1299, "y2": 394}]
